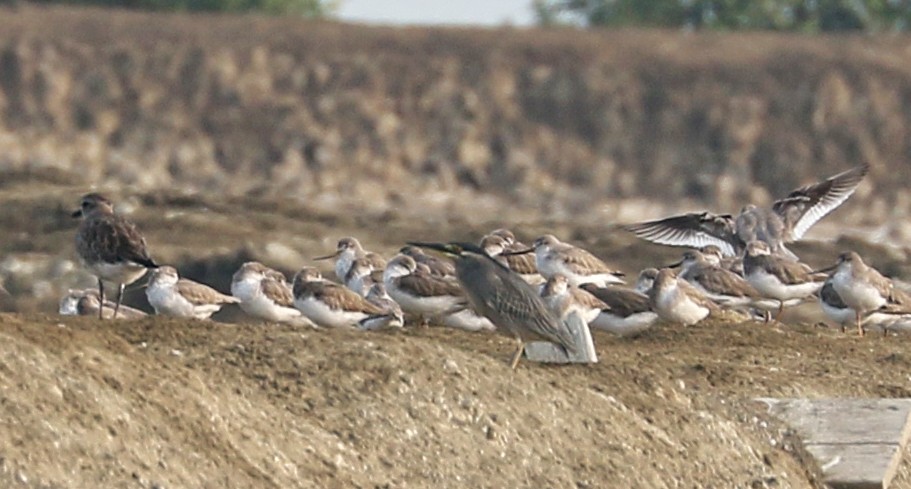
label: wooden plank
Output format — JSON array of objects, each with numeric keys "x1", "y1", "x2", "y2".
[
  {"x1": 759, "y1": 398, "x2": 911, "y2": 489},
  {"x1": 524, "y1": 312, "x2": 598, "y2": 364}
]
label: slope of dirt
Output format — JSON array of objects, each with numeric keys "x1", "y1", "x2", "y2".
[{"x1": 0, "y1": 312, "x2": 878, "y2": 488}]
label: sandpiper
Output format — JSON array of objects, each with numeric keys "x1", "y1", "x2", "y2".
[
  {"x1": 315, "y1": 237, "x2": 386, "y2": 283},
  {"x1": 742, "y1": 240, "x2": 823, "y2": 320},
  {"x1": 399, "y1": 245, "x2": 455, "y2": 277},
  {"x1": 819, "y1": 277, "x2": 911, "y2": 333},
  {"x1": 364, "y1": 283, "x2": 405, "y2": 330},
  {"x1": 73, "y1": 193, "x2": 159, "y2": 319},
  {"x1": 623, "y1": 164, "x2": 870, "y2": 258},
  {"x1": 59, "y1": 288, "x2": 147, "y2": 320},
  {"x1": 818, "y1": 251, "x2": 901, "y2": 336},
  {"x1": 146, "y1": 266, "x2": 239, "y2": 319},
  {"x1": 343, "y1": 257, "x2": 381, "y2": 297},
  {"x1": 673, "y1": 250, "x2": 771, "y2": 309},
  {"x1": 514, "y1": 234, "x2": 624, "y2": 287},
  {"x1": 292, "y1": 266, "x2": 396, "y2": 329},
  {"x1": 539, "y1": 274, "x2": 608, "y2": 324},
  {"x1": 479, "y1": 234, "x2": 543, "y2": 284},
  {"x1": 231, "y1": 261, "x2": 313, "y2": 326},
  {"x1": 580, "y1": 284, "x2": 658, "y2": 336},
  {"x1": 382, "y1": 254, "x2": 466, "y2": 323},
  {"x1": 634, "y1": 268, "x2": 659, "y2": 294},
  {"x1": 701, "y1": 244, "x2": 744, "y2": 275},
  {"x1": 648, "y1": 268, "x2": 719, "y2": 326}
]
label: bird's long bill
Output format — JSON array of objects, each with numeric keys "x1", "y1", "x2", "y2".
[
  {"x1": 406, "y1": 241, "x2": 449, "y2": 254},
  {"x1": 313, "y1": 250, "x2": 341, "y2": 261},
  {"x1": 501, "y1": 247, "x2": 534, "y2": 256},
  {"x1": 811, "y1": 264, "x2": 837, "y2": 274},
  {"x1": 665, "y1": 259, "x2": 684, "y2": 269}
]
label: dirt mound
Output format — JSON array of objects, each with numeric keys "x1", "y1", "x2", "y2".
[{"x1": 10, "y1": 311, "x2": 911, "y2": 488}]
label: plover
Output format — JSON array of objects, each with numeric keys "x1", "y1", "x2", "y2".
[
  {"x1": 539, "y1": 274, "x2": 607, "y2": 324},
  {"x1": 73, "y1": 193, "x2": 159, "y2": 319},
  {"x1": 742, "y1": 240, "x2": 823, "y2": 320},
  {"x1": 59, "y1": 288, "x2": 147, "y2": 320},
  {"x1": 623, "y1": 164, "x2": 870, "y2": 258},
  {"x1": 231, "y1": 261, "x2": 313, "y2": 326},
  {"x1": 146, "y1": 266, "x2": 239, "y2": 319},
  {"x1": 408, "y1": 241, "x2": 576, "y2": 369},
  {"x1": 819, "y1": 251, "x2": 901, "y2": 336},
  {"x1": 648, "y1": 268, "x2": 719, "y2": 326},
  {"x1": 292, "y1": 266, "x2": 397, "y2": 329},
  {"x1": 516, "y1": 234, "x2": 624, "y2": 287},
  {"x1": 580, "y1": 284, "x2": 658, "y2": 336},
  {"x1": 382, "y1": 254, "x2": 466, "y2": 323},
  {"x1": 315, "y1": 237, "x2": 386, "y2": 283},
  {"x1": 399, "y1": 245, "x2": 455, "y2": 277},
  {"x1": 364, "y1": 283, "x2": 405, "y2": 330},
  {"x1": 479, "y1": 234, "x2": 543, "y2": 284}
]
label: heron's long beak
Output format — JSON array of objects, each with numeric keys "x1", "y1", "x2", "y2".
[
  {"x1": 406, "y1": 241, "x2": 448, "y2": 253},
  {"x1": 811, "y1": 264, "x2": 837, "y2": 274},
  {"x1": 501, "y1": 247, "x2": 534, "y2": 256},
  {"x1": 313, "y1": 250, "x2": 341, "y2": 261}
]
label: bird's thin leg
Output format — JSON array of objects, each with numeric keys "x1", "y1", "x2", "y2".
[
  {"x1": 773, "y1": 301, "x2": 784, "y2": 322},
  {"x1": 97, "y1": 278, "x2": 105, "y2": 320},
  {"x1": 509, "y1": 337, "x2": 524, "y2": 370},
  {"x1": 113, "y1": 283, "x2": 125, "y2": 320},
  {"x1": 856, "y1": 311, "x2": 865, "y2": 337}
]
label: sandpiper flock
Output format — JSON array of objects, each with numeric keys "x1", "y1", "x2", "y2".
[{"x1": 57, "y1": 163, "x2": 911, "y2": 367}]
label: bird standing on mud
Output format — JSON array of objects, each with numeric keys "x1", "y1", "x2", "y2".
[
  {"x1": 408, "y1": 241, "x2": 577, "y2": 369},
  {"x1": 73, "y1": 193, "x2": 158, "y2": 320}
]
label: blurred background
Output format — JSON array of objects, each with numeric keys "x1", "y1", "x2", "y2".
[{"x1": 1, "y1": 0, "x2": 911, "y2": 313}]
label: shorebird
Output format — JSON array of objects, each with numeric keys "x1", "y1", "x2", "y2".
[
  {"x1": 231, "y1": 261, "x2": 313, "y2": 326},
  {"x1": 701, "y1": 244, "x2": 743, "y2": 275},
  {"x1": 73, "y1": 193, "x2": 159, "y2": 319},
  {"x1": 408, "y1": 241, "x2": 577, "y2": 369},
  {"x1": 479, "y1": 234, "x2": 543, "y2": 284},
  {"x1": 512, "y1": 234, "x2": 624, "y2": 287},
  {"x1": 398, "y1": 245, "x2": 455, "y2": 277},
  {"x1": 59, "y1": 288, "x2": 147, "y2": 320},
  {"x1": 315, "y1": 237, "x2": 386, "y2": 283},
  {"x1": 580, "y1": 284, "x2": 658, "y2": 336},
  {"x1": 648, "y1": 268, "x2": 719, "y2": 326},
  {"x1": 817, "y1": 251, "x2": 904, "y2": 336},
  {"x1": 672, "y1": 250, "x2": 771, "y2": 309},
  {"x1": 742, "y1": 240, "x2": 823, "y2": 320},
  {"x1": 819, "y1": 277, "x2": 911, "y2": 334},
  {"x1": 146, "y1": 266, "x2": 239, "y2": 319},
  {"x1": 364, "y1": 283, "x2": 405, "y2": 330},
  {"x1": 382, "y1": 254, "x2": 466, "y2": 323},
  {"x1": 292, "y1": 266, "x2": 397, "y2": 329},
  {"x1": 539, "y1": 274, "x2": 607, "y2": 324},
  {"x1": 634, "y1": 268, "x2": 659, "y2": 294},
  {"x1": 623, "y1": 164, "x2": 870, "y2": 258},
  {"x1": 343, "y1": 257, "x2": 381, "y2": 297}
]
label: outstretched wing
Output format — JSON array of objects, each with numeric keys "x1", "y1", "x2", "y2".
[
  {"x1": 622, "y1": 212, "x2": 738, "y2": 256},
  {"x1": 772, "y1": 163, "x2": 869, "y2": 241}
]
